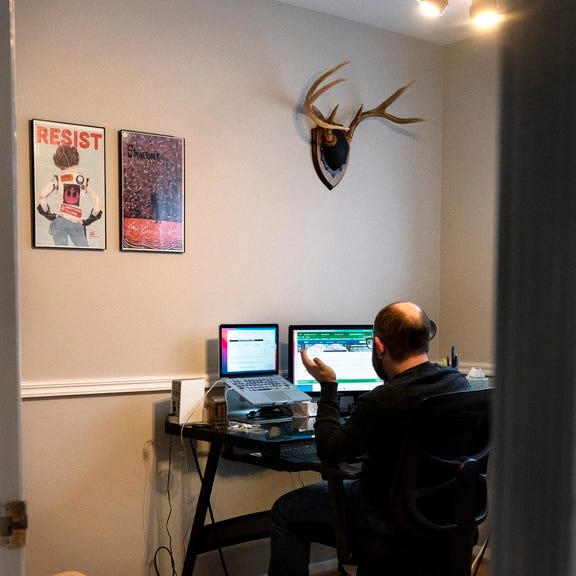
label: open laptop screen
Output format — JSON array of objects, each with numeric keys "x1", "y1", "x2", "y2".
[{"x1": 219, "y1": 324, "x2": 279, "y2": 378}]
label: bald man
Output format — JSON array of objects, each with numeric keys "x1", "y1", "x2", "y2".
[{"x1": 268, "y1": 302, "x2": 470, "y2": 576}]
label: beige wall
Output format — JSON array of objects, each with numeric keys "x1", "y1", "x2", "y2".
[
  {"x1": 22, "y1": 392, "x2": 329, "y2": 575},
  {"x1": 440, "y1": 31, "x2": 500, "y2": 369},
  {"x1": 16, "y1": 0, "x2": 445, "y2": 386},
  {"x1": 13, "y1": 0, "x2": 499, "y2": 575}
]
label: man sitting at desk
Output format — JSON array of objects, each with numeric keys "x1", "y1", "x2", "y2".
[{"x1": 267, "y1": 301, "x2": 470, "y2": 576}]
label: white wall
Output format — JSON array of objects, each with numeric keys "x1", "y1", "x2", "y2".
[{"x1": 13, "y1": 0, "x2": 498, "y2": 575}]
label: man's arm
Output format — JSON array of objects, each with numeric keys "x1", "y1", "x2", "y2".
[{"x1": 300, "y1": 348, "x2": 362, "y2": 463}]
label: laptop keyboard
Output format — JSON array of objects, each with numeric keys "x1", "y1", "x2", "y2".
[{"x1": 224, "y1": 375, "x2": 293, "y2": 391}]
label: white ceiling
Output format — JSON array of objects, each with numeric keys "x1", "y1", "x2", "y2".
[{"x1": 273, "y1": 0, "x2": 483, "y2": 45}]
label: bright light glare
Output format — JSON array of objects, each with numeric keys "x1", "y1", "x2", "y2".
[
  {"x1": 418, "y1": 1, "x2": 445, "y2": 17},
  {"x1": 472, "y1": 10, "x2": 504, "y2": 28}
]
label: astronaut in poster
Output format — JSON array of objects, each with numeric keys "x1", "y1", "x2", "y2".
[{"x1": 32, "y1": 120, "x2": 105, "y2": 250}]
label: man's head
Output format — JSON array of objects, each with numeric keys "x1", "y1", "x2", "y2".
[{"x1": 372, "y1": 301, "x2": 433, "y2": 381}]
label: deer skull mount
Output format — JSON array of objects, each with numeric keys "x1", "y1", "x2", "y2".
[{"x1": 303, "y1": 61, "x2": 425, "y2": 189}]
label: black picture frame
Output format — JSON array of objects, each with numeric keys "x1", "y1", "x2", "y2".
[
  {"x1": 31, "y1": 119, "x2": 106, "y2": 250},
  {"x1": 119, "y1": 130, "x2": 185, "y2": 253}
]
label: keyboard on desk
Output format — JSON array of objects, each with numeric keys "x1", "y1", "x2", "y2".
[{"x1": 279, "y1": 441, "x2": 319, "y2": 463}]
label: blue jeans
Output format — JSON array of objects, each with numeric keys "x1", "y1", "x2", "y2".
[
  {"x1": 49, "y1": 216, "x2": 88, "y2": 247},
  {"x1": 268, "y1": 480, "x2": 394, "y2": 576}
]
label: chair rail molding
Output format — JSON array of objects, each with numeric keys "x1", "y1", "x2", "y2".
[
  {"x1": 20, "y1": 362, "x2": 494, "y2": 399},
  {"x1": 21, "y1": 375, "x2": 208, "y2": 399}
]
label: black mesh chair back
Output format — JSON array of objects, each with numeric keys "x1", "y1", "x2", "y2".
[
  {"x1": 389, "y1": 387, "x2": 491, "y2": 535},
  {"x1": 340, "y1": 387, "x2": 493, "y2": 576}
]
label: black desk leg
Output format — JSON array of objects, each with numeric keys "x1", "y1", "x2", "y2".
[{"x1": 182, "y1": 439, "x2": 223, "y2": 576}]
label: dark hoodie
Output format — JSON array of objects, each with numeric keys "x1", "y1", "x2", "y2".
[{"x1": 314, "y1": 361, "x2": 470, "y2": 510}]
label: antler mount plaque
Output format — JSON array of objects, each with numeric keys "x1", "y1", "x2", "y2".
[{"x1": 303, "y1": 61, "x2": 425, "y2": 189}]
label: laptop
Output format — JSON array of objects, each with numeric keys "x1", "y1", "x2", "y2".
[{"x1": 219, "y1": 323, "x2": 311, "y2": 406}]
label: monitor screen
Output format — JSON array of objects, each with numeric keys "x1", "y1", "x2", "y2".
[
  {"x1": 219, "y1": 324, "x2": 279, "y2": 378},
  {"x1": 288, "y1": 325, "x2": 382, "y2": 394}
]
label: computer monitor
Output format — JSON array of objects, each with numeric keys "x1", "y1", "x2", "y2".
[{"x1": 288, "y1": 325, "x2": 382, "y2": 395}]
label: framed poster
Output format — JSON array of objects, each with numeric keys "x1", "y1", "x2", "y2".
[
  {"x1": 31, "y1": 119, "x2": 106, "y2": 250},
  {"x1": 119, "y1": 130, "x2": 185, "y2": 253}
]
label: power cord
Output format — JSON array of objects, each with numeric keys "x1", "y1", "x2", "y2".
[
  {"x1": 153, "y1": 436, "x2": 177, "y2": 576},
  {"x1": 154, "y1": 379, "x2": 227, "y2": 575},
  {"x1": 153, "y1": 546, "x2": 176, "y2": 576}
]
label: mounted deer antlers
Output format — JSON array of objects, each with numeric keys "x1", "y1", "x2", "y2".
[{"x1": 303, "y1": 61, "x2": 425, "y2": 189}]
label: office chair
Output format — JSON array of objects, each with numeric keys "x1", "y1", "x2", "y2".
[{"x1": 320, "y1": 387, "x2": 493, "y2": 576}]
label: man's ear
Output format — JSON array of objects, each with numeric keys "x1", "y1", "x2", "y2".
[{"x1": 374, "y1": 336, "x2": 386, "y2": 357}]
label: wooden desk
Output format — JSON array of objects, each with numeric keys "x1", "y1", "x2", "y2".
[{"x1": 164, "y1": 417, "x2": 325, "y2": 575}]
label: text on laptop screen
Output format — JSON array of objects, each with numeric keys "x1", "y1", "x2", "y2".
[
  {"x1": 288, "y1": 325, "x2": 382, "y2": 393},
  {"x1": 219, "y1": 324, "x2": 279, "y2": 377}
]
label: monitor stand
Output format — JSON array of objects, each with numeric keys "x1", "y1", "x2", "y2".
[{"x1": 225, "y1": 389, "x2": 293, "y2": 424}]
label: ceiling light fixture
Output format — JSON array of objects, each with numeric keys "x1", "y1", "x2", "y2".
[
  {"x1": 470, "y1": 0, "x2": 504, "y2": 28},
  {"x1": 417, "y1": 0, "x2": 449, "y2": 17}
]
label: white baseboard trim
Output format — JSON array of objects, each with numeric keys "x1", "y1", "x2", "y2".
[
  {"x1": 255, "y1": 558, "x2": 338, "y2": 576},
  {"x1": 310, "y1": 558, "x2": 339, "y2": 574}
]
